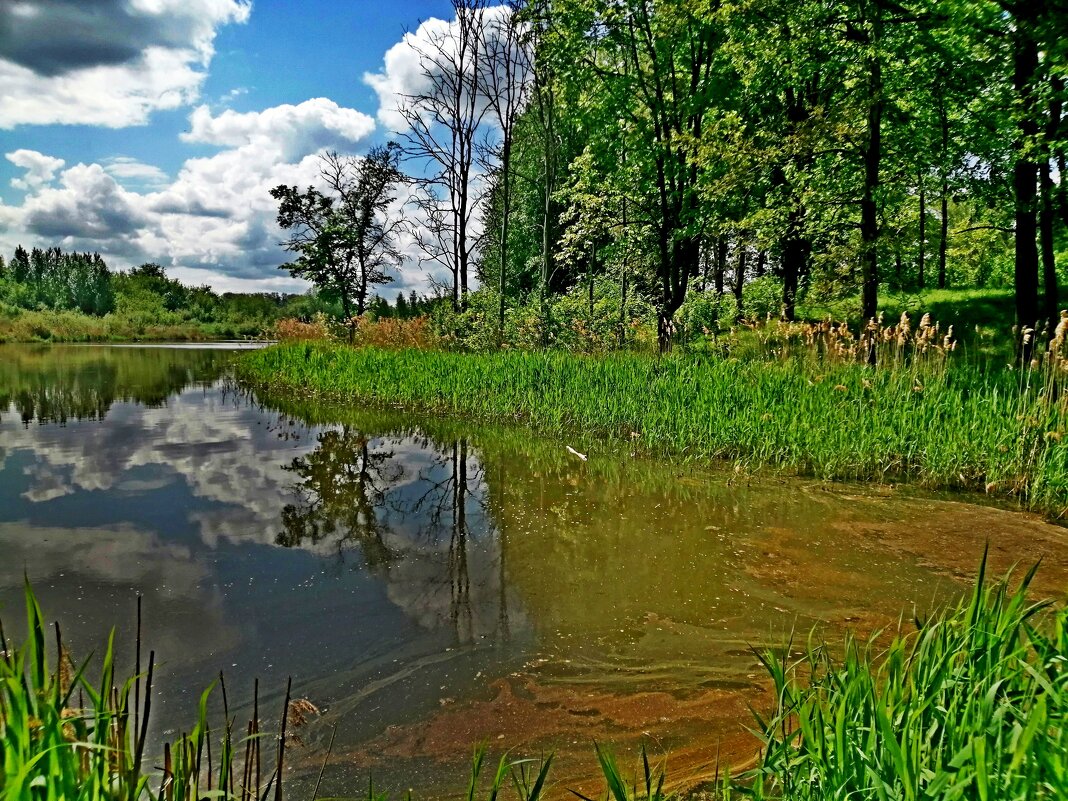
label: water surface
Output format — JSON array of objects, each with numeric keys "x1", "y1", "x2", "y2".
[{"x1": 1, "y1": 343, "x2": 1065, "y2": 797}]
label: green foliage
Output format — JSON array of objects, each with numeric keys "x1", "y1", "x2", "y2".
[
  {"x1": 239, "y1": 341, "x2": 1068, "y2": 517},
  {"x1": 743, "y1": 553, "x2": 1068, "y2": 800}
]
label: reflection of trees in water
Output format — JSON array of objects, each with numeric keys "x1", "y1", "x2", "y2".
[
  {"x1": 0, "y1": 346, "x2": 228, "y2": 424},
  {"x1": 276, "y1": 425, "x2": 400, "y2": 568},
  {"x1": 275, "y1": 424, "x2": 516, "y2": 646}
]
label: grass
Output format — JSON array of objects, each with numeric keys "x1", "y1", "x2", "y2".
[
  {"x1": 739, "y1": 550, "x2": 1068, "y2": 800},
  {"x1": 0, "y1": 307, "x2": 268, "y2": 344},
  {"x1": 4, "y1": 559, "x2": 1063, "y2": 800},
  {"x1": 238, "y1": 331, "x2": 1068, "y2": 518}
]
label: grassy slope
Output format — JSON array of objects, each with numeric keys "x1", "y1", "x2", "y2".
[{"x1": 239, "y1": 342, "x2": 1067, "y2": 518}]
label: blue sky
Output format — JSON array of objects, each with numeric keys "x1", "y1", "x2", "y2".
[{"x1": 0, "y1": 0, "x2": 462, "y2": 293}]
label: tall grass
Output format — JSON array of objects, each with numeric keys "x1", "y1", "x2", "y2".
[
  {"x1": 741, "y1": 551, "x2": 1067, "y2": 800},
  {"x1": 0, "y1": 582, "x2": 286, "y2": 801},
  {"x1": 3, "y1": 564, "x2": 1064, "y2": 800},
  {"x1": 238, "y1": 337, "x2": 1068, "y2": 517}
]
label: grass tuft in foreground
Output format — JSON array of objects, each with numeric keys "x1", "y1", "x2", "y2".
[
  {"x1": 2, "y1": 558, "x2": 1065, "y2": 799},
  {"x1": 741, "y1": 551, "x2": 1067, "y2": 800},
  {"x1": 238, "y1": 341, "x2": 1068, "y2": 517}
]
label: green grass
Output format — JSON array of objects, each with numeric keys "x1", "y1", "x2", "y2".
[
  {"x1": 740, "y1": 551, "x2": 1068, "y2": 800},
  {"x1": 238, "y1": 342, "x2": 1068, "y2": 518}
]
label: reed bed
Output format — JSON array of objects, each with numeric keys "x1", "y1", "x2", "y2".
[
  {"x1": 238, "y1": 316, "x2": 1068, "y2": 517},
  {"x1": 739, "y1": 552, "x2": 1068, "y2": 800}
]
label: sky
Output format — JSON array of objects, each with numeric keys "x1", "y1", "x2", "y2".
[{"x1": 0, "y1": 0, "x2": 467, "y2": 295}]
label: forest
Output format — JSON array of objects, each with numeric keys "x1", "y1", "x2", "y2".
[{"x1": 268, "y1": 0, "x2": 1065, "y2": 355}]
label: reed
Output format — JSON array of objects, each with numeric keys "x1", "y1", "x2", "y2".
[
  {"x1": 0, "y1": 582, "x2": 285, "y2": 801},
  {"x1": 739, "y1": 551, "x2": 1067, "y2": 800},
  {"x1": 238, "y1": 332, "x2": 1068, "y2": 518}
]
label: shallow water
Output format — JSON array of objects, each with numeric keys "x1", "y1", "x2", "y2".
[{"x1": 1, "y1": 343, "x2": 1065, "y2": 798}]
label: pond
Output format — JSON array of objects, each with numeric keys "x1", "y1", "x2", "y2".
[{"x1": 1, "y1": 343, "x2": 1065, "y2": 797}]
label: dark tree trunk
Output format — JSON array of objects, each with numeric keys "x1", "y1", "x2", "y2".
[
  {"x1": 1013, "y1": 24, "x2": 1040, "y2": 331},
  {"x1": 780, "y1": 219, "x2": 809, "y2": 322},
  {"x1": 714, "y1": 237, "x2": 726, "y2": 296},
  {"x1": 938, "y1": 101, "x2": 949, "y2": 289},
  {"x1": 734, "y1": 247, "x2": 746, "y2": 317},
  {"x1": 860, "y1": 42, "x2": 883, "y2": 323},
  {"x1": 1041, "y1": 158, "x2": 1058, "y2": 324},
  {"x1": 1042, "y1": 79, "x2": 1063, "y2": 325},
  {"x1": 498, "y1": 138, "x2": 512, "y2": 340}
]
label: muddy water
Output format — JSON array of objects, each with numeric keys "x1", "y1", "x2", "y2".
[{"x1": 1, "y1": 343, "x2": 1065, "y2": 799}]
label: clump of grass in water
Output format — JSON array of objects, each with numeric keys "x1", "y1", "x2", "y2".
[
  {"x1": 739, "y1": 550, "x2": 1067, "y2": 800},
  {"x1": 0, "y1": 581, "x2": 289, "y2": 801}
]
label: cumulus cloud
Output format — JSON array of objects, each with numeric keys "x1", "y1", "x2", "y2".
[
  {"x1": 21, "y1": 163, "x2": 152, "y2": 245},
  {"x1": 182, "y1": 98, "x2": 377, "y2": 161},
  {"x1": 0, "y1": 0, "x2": 250, "y2": 128},
  {"x1": 6, "y1": 148, "x2": 65, "y2": 191},
  {"x1": 0, "y1": 98, "x2": 389, "y2": 290}
]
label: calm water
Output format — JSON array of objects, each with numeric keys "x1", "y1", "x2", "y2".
[{"x1": 2, "y1": 343, "x2": 1066, "y2": 797}]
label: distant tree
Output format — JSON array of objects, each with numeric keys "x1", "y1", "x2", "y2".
[
  {"x1": 271, "y1": 144, "x2": 407, "y2": 342},
  {"x1": 11, "y1": 246, "x2": 29, "y2": 283},
  {"x1": 395, "y1": 291, "x2": 409, "y2": 318}
]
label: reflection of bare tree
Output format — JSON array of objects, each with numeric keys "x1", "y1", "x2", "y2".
[
  {"x1": 392, "y1": 437, "x2": 515, "y2": 646},
  {"x1": 276, "y1": 425, "x2": 401, "y2": 568}
]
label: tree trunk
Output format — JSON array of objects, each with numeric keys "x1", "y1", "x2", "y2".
[
  {"x1": 714, "y1": 237, "x2": 726, "y2": 296},
  {"x1": 1013, "y1": 23, "x2": 1040, "y2": 332},
  {"x1": 917, "y1": 171, "x2": 926, "y2": 288},
  {"x1": 734, "y1": 247, "x2": 746, "y2": 317},
  {"x1": 781, "y1": 209, "x2": 808, "y2": 321},
  {"x1": 1040, "y1": 158, "x2": 1058, "y2": 325},
  {"x1": 938, "y1": 101, "x2": 949, "y2": 289},
  {"x1": 498, "y1": 138, "x2": 512, "y2": 342},
  {"x1": 860, "y1": 37, "x2": 883, "y2": 324}
]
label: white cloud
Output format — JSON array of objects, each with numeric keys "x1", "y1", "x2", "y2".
[
  {"x1": 182, "y1": 98, "x2": 377, "y2": 161},
  {"x1": 6, "y1": 148, "x2": 65, "y2": 191},
  {"x1": 0, "y1": 0, "x2": 251, "y2": 129},
  {"x1": 103, "y1": 157, "x2": 170, "y2": 186},
  {"x1": 0, "y1": 99, "x2": 393, "y2": 292}
]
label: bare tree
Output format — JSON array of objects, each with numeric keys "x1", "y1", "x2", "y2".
[
  {"x1": 478, "y1": 2, "x2": 532, "y2": 337},
  {"x1": 398, "y1": 0, "x2": 492, "y2": 311}
]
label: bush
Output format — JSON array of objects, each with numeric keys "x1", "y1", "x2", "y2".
[{"x1": 742, "y1": 276, "x2": 784, "y2": 320}]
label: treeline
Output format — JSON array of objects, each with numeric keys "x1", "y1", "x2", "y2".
[
  {"x1": 0, "y1": 246, "x2": 113, "y2": 316},
  {"x1": 0, "y1": 244, "x2": 437, "y2": 341},
  {"x1": 320, "y1": 0, "x2": 1065, "y2": 352},
  {"x1": 0, "y1": 246, "x2": 325, "y2": 338}
]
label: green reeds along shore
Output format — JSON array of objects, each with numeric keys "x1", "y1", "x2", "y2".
[
  {"x1": 237, "y1": 328, "x2": 1068, "y2": 518},
  {"x1": 3, "y1": 561, "x2": 1065, "y2": 800}
]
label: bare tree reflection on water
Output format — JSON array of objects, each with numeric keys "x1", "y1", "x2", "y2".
[{"x1": 273, "y1": 423, "x2": 515, "y2": 648}]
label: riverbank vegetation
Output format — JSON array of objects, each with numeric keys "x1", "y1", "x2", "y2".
[
  {"x1": 4, "y1": 560, "x2": 1063, "y2": 800},
  {"x1": 240, "y1": 309, "x2": 1068, "y2": 518},
  {"x1": 0, "y1": 247, "x2": 340, "y2": 343}
]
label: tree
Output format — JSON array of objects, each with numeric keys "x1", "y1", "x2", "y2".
[
  {"x1": 479, "y1": 1, "x2": 532, "y2": 337},
  {"x1": 271, "y1": 144, "x2": 406, "y2": 341},
  {"x1": 398, "y1": 0, "x2": 492, "y2": 311}
]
